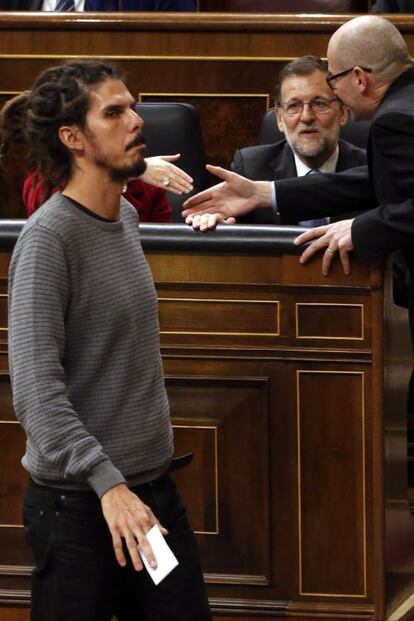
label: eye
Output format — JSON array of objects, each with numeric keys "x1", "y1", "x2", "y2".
[
  {"x1": 105, "y1": 108, "x2": 120, "y2": 118},
  {"x1": 286, "y1": 102, "x2": 301, "y2": 113},
  {"x1": 312, "y1": 99, "x2": 330, "y2": 111}
]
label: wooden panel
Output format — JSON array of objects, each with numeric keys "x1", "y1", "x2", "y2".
[
  {"x1": 0, "y1": 255, "x2": 12, "y2": 278},
  {"x1": 0, "y1": 424, "x2": 27, "y2": 526},
  {"x1": 0, "y1": 608, "x2": 29, "y2": 621},
  {"x1": 0, "y1": 293, "x2": 7, "y2": 331},
  {"x1": 297, "y1": 370, "x2": 366, "y2": 597},
  {"x1": 172, "y1": 425, "x2": 218, "y2": 533},
  {"x1": 149, "y1": 253, "x2": 282, "y2": 285},
  {"x1": 160, "y1": 298, "x2": 279, "y2": 336},
  {"x1": 296, "y1": 303, "x2": 364, "y2": 340},
  {"x1": 169, "y1": 376, "x2": 270, "y2": 583},
  {"x1": 0, "y1": 374, "x2": 14, "y2": 422},
  {"x1": 0, "y1": 527, "x2": 31, "y2": 567}
]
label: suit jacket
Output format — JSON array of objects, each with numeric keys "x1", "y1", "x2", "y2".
[
  {"x1": 231, "y1": 138, "x2": 368, "y2": 224},
  {"x1": 372, "y1": 0, "x2": 414, "y2": 12},
  {"x1": 3, "y1": 0, "x2": 195, "y2": 9}
]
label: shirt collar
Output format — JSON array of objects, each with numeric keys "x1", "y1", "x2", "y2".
[{"x1": 293, "y1": 145, "x2": 339, "y2": 177}]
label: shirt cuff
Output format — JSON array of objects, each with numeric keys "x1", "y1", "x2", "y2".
[
  {"x1": 271, "y1": 183, "x2": 279, "y2": 217},
  {"x1": 87, "y1": 459, "x2": 126, "y2": 498}
]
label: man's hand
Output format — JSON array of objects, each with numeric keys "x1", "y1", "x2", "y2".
[
  {"x1": 186, "y1": 212, "x2": 236, "y2": 231},
  {"x1": 140, "y1": 154, "x2": 193, "y2": 195},
  {"x1": 101, "y1": 483, "x2": 168, "y2": 571},
  {"x1": 294, "y1": 219, "x2": 355, "y2": 276},
  {"x1": 182, "y1": 165, "x2": 273, "y2": 220}
]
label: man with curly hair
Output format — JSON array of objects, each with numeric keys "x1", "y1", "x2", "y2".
[{"x1": 8, "y1": 59, "x2": 211, "y2": 621}]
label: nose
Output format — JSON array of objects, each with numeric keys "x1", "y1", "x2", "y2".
[
  {"x1": 299, "y1": 102, "x2": 316, "y2": 122},
  {"x1": 130, "y1": 106, "x2": 144, "y2": 131}
]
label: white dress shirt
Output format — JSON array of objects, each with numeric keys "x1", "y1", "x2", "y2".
[{"x1": 42, "y1": 0, "x2": 85, "y2": 9}]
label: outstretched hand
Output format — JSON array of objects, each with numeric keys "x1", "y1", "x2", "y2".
[
  {"x1": 294, "y1": 219, "x2": 355, "y2": 276},
  {"x1": 140, "y1": 154, "x2": 193, "y2": 195},
  {"x1": 101, "y1": 483, "x2": 168, "y2": 572},
  {"x1": 182, "y1": 165, "x2": 272, "y2": 220}
]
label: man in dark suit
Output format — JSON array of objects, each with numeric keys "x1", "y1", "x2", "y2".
[
  {"x1": 231, "y1": 55, "x2": 367, "y2": 224},
  {"x1": 2, "y1": 0, "x2": 195, "y2": 10}
]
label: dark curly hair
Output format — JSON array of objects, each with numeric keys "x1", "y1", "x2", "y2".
[{"x1": 25, "y1": 59, "x2": 125, "y2": 203}]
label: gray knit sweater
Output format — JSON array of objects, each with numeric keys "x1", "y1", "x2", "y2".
[{"x1": 8, "y1": 193, "x2": 173, "y2": 498}]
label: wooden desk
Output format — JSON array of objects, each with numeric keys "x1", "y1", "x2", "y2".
[{"x1": 1, "y1": 222, "x2": 414, "y2": 621}]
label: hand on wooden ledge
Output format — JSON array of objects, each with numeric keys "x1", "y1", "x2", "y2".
[
  {"x1": 186, "y1": 212, "x2": 236, "y2": 231},
  {"x1": 294, "y1": 219, "x2": 355, "y2": 277}
]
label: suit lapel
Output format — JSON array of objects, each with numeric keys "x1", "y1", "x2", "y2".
[{"x1": 267, "y1": 142, "x2": 297, "y2": 180}]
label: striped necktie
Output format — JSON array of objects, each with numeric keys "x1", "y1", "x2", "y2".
[
  {"x1": 299, "y1": 169, "x2": 330, "y2": 228},
  {"x1": 55, "y1": 0, "x2": 75, "y2": 10}
]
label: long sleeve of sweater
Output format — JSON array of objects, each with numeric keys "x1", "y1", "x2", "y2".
[{"x1": 8, "y1": 223, "x2": 126, "y2": 497}]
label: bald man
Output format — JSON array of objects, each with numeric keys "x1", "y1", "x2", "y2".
[{"x1": 182, "y1": 16, "x2": 414, "y2": 280}]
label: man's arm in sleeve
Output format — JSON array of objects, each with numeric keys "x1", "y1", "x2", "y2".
[
  {"x1": 352, "y1": 113, "x2": 414, "y2": 260},
  {"x1": 8, "y1": 225, "x2": 125, "y2": 499},
  {"x1": 276, "y1": 165, "x2": 377, "y2": 224}
]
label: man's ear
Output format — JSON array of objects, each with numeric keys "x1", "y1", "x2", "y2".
[
  {"x1": 353, "y1": 67, "x2": 368, "y2": 94},
  {"x1": 58, "y1": 125, "x2": 83, "y2": 153},
  {"x1": 275, "y1": 107, "x2": 285, "y2": 134},
  {"x1": 338, "y1": 103, "x2": 349, "y2": 127}
]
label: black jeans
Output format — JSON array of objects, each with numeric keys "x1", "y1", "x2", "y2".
[{"x1": 23, "y1": 475, "x2": 212, "y2": 621}]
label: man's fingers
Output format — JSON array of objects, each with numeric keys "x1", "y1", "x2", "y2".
[
  {"x1": 166, "y1": 170, "x2": 193, "y2": 193},
  {"x1": 125, "y1": 534, "x2": 144, "y2": 571},
  {"x1": 294, "y1": 225, "x2": 329, "y2": 246},
  {"x1": 136, "y1": 532, "x2": 157, "y2": 569},
  {"x1": 338, "y1": 247, "x2": 351, "y2": 276},
  {"x1": 112, "y1": 531, "x2": 127, "y2": 567},
  {"x1": 299, "y1": 237, "x2": 328, "y2": 264},
  {"x1": 182, "y1": 191, "x2": 214, "y2": 215},
  {"x1": 321, "y1": 247, "x2": 336, "y2": 276}
]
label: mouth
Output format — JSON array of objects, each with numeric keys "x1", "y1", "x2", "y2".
[
  {"x1": 299, "y1": 129, "x2": 320, "y2": 136},
  {"x1": 126, "y1": 135, "x2": 146, "y2": 152}
]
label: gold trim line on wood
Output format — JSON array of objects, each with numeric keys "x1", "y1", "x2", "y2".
[
  {"x1": 0, "y1": 420, "x2": 20, "y2": 425},
  {"x1": 296, "y1": 370, "x2": 367, "y2": 599},
  {"x1": 0, "y1": 524, "x2": 24, "y2": 528},
  {"x1": 172, "y1": 424, "x2": 219, "y2": 536},
  {"x1": 139, "y1": 92, "x2": 270, "y2": 99},
  {"x1": 159, "y1": 297, "x2": 280, "y2": 337},
  {"x1": 0, "y1": 54, "x2": 298, "y2": 62},
  {"x1": 295, "y1": 303, "x2": 365, "y2": 341}
]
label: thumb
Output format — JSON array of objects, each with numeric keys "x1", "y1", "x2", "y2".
[
  {"x1": 206, "y1": 164, "x2": 233, "y2": 182},
  {"x1": 159, "y1": 154, "x2": 180, "y2": 162}
]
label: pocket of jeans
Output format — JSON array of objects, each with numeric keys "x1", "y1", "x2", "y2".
[{"x1": 23, "y1": 504, "x2": 53, "y2": 575}]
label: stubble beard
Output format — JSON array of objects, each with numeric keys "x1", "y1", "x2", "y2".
[{"x1": 93, "y1": 154, "x2": 147, "y2": 183}]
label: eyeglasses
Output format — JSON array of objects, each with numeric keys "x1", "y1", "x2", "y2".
[
  {"x1": 326, "y1": 66, "x2": 372, "y2": 90},
  {"x1": 278, "y1": 97, "x2": 340, "y2": 117}
]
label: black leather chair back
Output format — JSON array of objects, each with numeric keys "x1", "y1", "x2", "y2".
[
  {"x1": 258, "y1": 107, "x2": 371, "y2": 149},
  {"x1": 135, "y1": 102, "x2": 207, "y2": 222}
]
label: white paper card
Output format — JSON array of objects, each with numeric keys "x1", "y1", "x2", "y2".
[{"x1": 139, "y1": 524, "x2": 179, "y2": 585}]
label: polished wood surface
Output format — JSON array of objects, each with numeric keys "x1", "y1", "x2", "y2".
[{"x1": 1, "y1": 223, "x2": 413, "y2": 621}]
